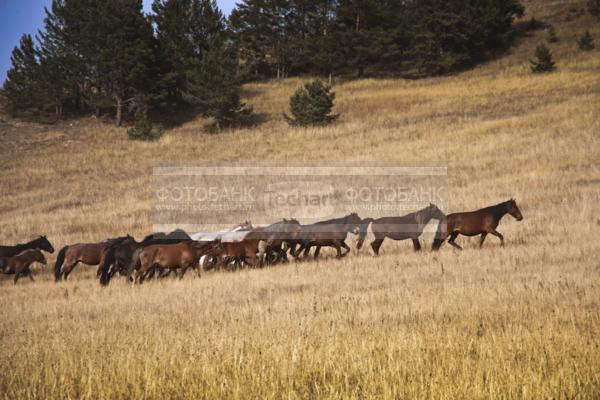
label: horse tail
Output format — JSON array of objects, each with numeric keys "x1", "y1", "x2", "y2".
[
  {"x1": 432, "y1": 216, "x2": 448, "y2": 251},
  {"x1": 99, "y1": 247, "x2": 115, "y2": 286},
  {"x1": 357, "y1": 218, "x2": 374, "y2": 250},
  {"x1": 54, "y1": 246, "x2": 68, "y2": 281}
]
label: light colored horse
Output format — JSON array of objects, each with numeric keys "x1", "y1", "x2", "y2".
[{"x1": 193, "y1": 222, "x2": 254, "y2": 269}]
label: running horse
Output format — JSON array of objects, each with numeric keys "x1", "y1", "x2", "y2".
[
  {"x1": 0, "y1": 236, "x2": 54, "y2": 258},
  {"x1": 1, "y1": 249, "x2": 47, "y2": 284},
  {"x1": 294, "y1": 213, "x2": 365, "y2": 259},
  {"x1": 54, "y1": 236, "x2": 131, "y2": 281},
  {"x1": 432, "y1": 199, "x2": 523, "y2": 250},
  {"x1": 129, "y1": 240, "x2": 220, "y2": 284},
  {"x1": 360, "y1": 203, "x2": 445, "y2": 255},
  {"x1": 99, "y1": 229, "x2": 192, "y2": 285}
]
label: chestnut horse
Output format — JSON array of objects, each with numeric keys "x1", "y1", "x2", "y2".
[
  {"x1": 54, "y1": 236, "x2": 131, "y2": 281},
  {"x1": 294, "y1": 213, "x2": 365, "y2": 259},
  {"x1": 1, "y1": 249, "x2": 47, "y2": 283},
  {"x1": 130, "y1": 240, "x2": 219, "y2": 284},
  {"x1": 432, "y1": 199, "x2": 523, "y2": 250},
  {"x1": 360, "y1": 203, "x2": 446, "y2": 255},
  {"x1": 0, "y1": 235, "x2": 54, "y2": 258},
  {"x1": 99, "y1": 230, "x2": 192, "y2": 285}
]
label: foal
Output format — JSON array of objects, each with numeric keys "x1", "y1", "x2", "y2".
[{"x1": 1, "y1": 249, "x2": 47, "y2": 283}]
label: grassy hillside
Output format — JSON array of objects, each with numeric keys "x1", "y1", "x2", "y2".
[{"x1": 1, "y1": 1, "x2": 599, "y2": 398}]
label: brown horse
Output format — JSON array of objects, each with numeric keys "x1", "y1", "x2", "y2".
[
  {"x1": 212, "y1": 229, "x2": 267, "y2": 269},
  {"x1": 294, "y1": 213, "x2": 365, "y2": 259},
  {"x1": 54, "y1": 236, "x2": 131, "y2": 281},
  {"x1": 130, "y1": 240, "x2": 219, "y2": 284},
  {"x1": 432, "y1": 199, "x2": 523, "y2": 250},
  {"x1": 0, "y1": 236, "x2": 54, "y2": 258},
  {"x1": 99, "y1": 230, "x2": 192, "y2": 285},
  {"x1": 1, "y1": 249, "x2": 47, "y2": 283},
  {"x1": 360, "y1": 203, "x2": 446, "y2": 255}
]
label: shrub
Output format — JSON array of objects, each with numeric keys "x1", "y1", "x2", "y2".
[
  {"x1": 578, "y1": 31, "x2": 595, "y2": 51},
  {"x1": 284, "y1": 80, "x2": 339, "y2": 126},
  {"x1": 546, "y1": 27, "x2": 558, "y2": 43},
  {"x1": 530, "y1": 44, "x2": 556, "y2": 73},
  {"x1": 127, "y1": 105, "x2": 161, "y2": 141}
]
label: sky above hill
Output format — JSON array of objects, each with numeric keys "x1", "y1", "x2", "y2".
[{"x1": 0, "y1": 0, "x2": 236, "y2": 85}]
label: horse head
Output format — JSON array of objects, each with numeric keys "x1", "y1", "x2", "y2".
[
  {"x1": 428, "y1": 203, "x2": 446, "y2": 221},
  {"x1": 37, "y1": 235, "x2": 55, "y2": 254},
  {"x1": 507, "y1": 198, "x2": 523, "y2": 221}
]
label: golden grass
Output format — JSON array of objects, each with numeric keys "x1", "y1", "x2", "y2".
[{"x1": 1, "y1": 2, "x2": 599, "y2": 398}]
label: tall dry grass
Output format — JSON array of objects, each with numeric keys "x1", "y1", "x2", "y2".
[{"x1": 1, "y1": 1, "x2": 599, "y2": 398}]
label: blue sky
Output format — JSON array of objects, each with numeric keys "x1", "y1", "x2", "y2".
[{"x1": 0, "y1": 0, "x2": 236, "y2": 85}]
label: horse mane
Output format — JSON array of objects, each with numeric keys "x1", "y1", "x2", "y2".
[
  {"x1": 314, "y1": 213, "x2": 357, "y2": 225},
  {"x1": 478, "y1": 200, "x2": 512, "y2": 217}
]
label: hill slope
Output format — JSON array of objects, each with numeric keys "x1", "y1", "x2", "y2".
[{"x1": 0, "y1": 1, "x2": 599, "y2": 398}]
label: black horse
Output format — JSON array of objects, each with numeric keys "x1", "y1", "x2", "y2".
[{"x1": 0, "y1": 235, "x2": 54, "y2": 258}]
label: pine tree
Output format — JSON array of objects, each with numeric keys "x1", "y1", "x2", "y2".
[
  {"x1": 152, "y1": 0, "x2": 194, "y2": 107},
  {"x1": 530, "y1": 44, "x2": 556, "y2": 73},
  {"x1": 546, "y1": 27, "x2": 558, "y2": 43},
  {"x1": 96, "y1": 0, "x2": 159, "y2": 126},
  {"x1": 284, "y1": 80, "x2": 339, "y2": 126},
  {"x1": 128, "y1": 103, "x2": 161, "y2": 140},
  {"x1": 2, "y1": 35, "x2": 41, "y2": 116},
  {"x1": 184, "y1": 37, "x2": 252, "y2": 130},
  {"x1": 578, "y1": 31, "x2": 595, "y2": 51}
]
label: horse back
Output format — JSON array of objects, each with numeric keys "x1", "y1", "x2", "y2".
[{"x1": 446, "y1": 210, "x2": 495, "y2": 235}]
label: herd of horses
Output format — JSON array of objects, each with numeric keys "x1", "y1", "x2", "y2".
[{"x1": 0, "y1": 199, "x2": 523, "y2": 284}]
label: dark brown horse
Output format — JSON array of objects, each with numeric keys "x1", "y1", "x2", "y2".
[
  {"x1": 360, "y1": 203, "x2": 445, "y2": 255},
  {"x1": 432, "y1": 199, "x2": 523, "y2": 250},
  {"x1": 294, "y1": 213, "x2": 365, "y2": 259},
  {"x1": 99, "y1": 230, "x2": 192, "y2": 285},
  {"x1": 1, "y1": 249, "x2": 47, "y2": 283},
  {"x1": 213, "y1": 230, "x2": 266, "y2": 269},
  {"x1": 130, "y1": 240, "x2": 219, "y2": 284},
  {"x1": 54, "y1": 236, "x2": 131, "y2": 281},
  {"x1": 0, "y1": 236, "x2": 54, "y2": 258}
]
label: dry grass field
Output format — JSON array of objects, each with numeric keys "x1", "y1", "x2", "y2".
[{"x1": 1, "y1": 1, "x2": 600, "y2": 398}]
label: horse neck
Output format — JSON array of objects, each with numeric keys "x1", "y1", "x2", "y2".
[
  {"x1": 487, "y1": 202, "x2": 510, "y2": 221},
  {"x1": 414, "y1": 209, "x2": 433, "y2": 232},
  {"x1": 16, "y1": 240, "x2": 37, "y2": 253}
]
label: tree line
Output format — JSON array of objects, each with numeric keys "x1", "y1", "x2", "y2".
[{"x1": 2, "y1": 0, "x2": 527, "y2": 127}]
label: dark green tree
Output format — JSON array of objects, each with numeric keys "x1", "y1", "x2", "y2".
[
  {"x1": 530, "y1": 44, "x2": 555, "y2": 73},
  {"x1": 184, "y1": 37, "x2": 252, "y2": 130},
  {"x1": 2, "y1": 35, "x2": 41, "y2": 116},
  {"x1": 578, "y1": 30, "x2": 595, "y2": 50},
  {"x1": 284, "y1": 80, "x2": 338, "y2": 126},
  {"x1": 128, "y1": 103, "x2": 161, "y2": 140},
  {"x1": 95, "y1": 0, "x2": 159, "y2": 126}
]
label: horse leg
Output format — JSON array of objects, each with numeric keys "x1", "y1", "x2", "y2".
[
  {"x1": 479, "y1": 233, "x2": 488, "y2": 248},
  {"x1": 314, "y1": 246, "x2": 321, "y2": 259},
  {"x1": 412, "y1": 239, "x2": 422, "y2": 251},
  {"x1": 179, "y1": 267, "x2": 188, "y2": 280},
  {"x1": 448, "y1": 232, "x2": 463, "y2": 250},
  {"x1": 490, "y1": 230, "x2": 505, "y2": 246},
  {"x1": 26, "y1": 267, "x2": 35, "y2": 282},
  {"x1": 62, "y1": 262, "x2": 78, "y2": 280},
  {"x1": 370, "y1": 238, "x2": 384, "y2": 255},
  {"x1": 14, "y1": 269, "x2": 22, "y2": 284},
  {"x1": 341, "y1": 241, "x2": 351, "y2": 256},
  {"x1": 333, "y1": 242, "x2": 344, "y2": 259}
]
